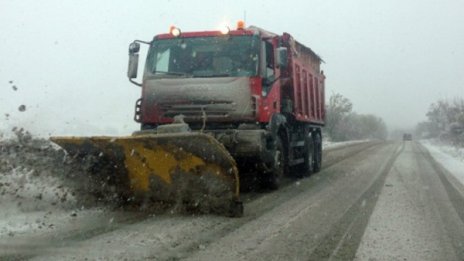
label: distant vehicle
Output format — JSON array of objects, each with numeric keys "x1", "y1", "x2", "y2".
[{"x1": 403, "y1": 133, "x2": 413, "y2": 141}]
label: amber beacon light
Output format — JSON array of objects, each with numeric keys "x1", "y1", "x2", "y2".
[{"x1": 236, "y1": 20, "x2": 245, "y2": 30}]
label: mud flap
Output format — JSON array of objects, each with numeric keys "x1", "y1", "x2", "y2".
[{"x1": 51, "y1": 132, "x2": 242, "y2": 216}]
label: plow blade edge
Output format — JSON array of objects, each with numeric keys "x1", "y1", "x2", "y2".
[{"x1": 50, "y1": 132, "x2": 242, "y2": 216}]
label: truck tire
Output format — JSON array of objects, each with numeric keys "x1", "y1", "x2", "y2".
[
  {"x1": 301, "y1": 134, "x2": 315, "y2": 177},
  {"x1": 265, "y1": 136, "x2": 287, "y2": 190},
  {"x1": 313, "y1": 133, "x2": 322, "y2": 172}
]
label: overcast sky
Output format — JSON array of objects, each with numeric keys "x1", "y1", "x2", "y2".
[{"x1": 1, "y1": 0, "x2": 463, "y2": 137}]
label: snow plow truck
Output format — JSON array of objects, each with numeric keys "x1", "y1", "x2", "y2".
[{"x1": 51, "y1": 22, "x2": 325, "y2": 217}]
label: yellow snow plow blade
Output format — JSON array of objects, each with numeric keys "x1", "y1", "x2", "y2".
[{"x1": 50, "y1": 132, "x2": 242, "y2": 216}]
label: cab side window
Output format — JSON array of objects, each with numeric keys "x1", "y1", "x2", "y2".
[{"x1": 265, "y1": 41, "x2": 275, "y2": 79}]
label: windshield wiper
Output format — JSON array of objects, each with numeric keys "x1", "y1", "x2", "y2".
[
  {"x1": 153, "y1": 70, "x2": 190, "y2": 77},
  {"x1": 193, "y1": 73, "x2": 231, "y2": 78}
]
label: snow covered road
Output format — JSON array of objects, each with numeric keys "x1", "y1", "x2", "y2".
[
  {"x1": 355, "y1": 141, "x2": 464, "y2": 260},
  {"x1": 1, "y1": 139, "x2": 464, "y2": 260}
]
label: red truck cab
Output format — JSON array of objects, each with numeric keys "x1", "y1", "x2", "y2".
[{"x1": 127, "y1": 24, "x2": 325, "y2": 188}]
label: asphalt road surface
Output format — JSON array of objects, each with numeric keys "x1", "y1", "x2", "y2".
[{"x1": 2, "y1": 141, "x2": 464, "y2": 260}]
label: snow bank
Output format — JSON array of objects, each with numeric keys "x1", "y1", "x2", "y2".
[{"x1": 421, "y1": 139, "x2": 464, "y2": 186}]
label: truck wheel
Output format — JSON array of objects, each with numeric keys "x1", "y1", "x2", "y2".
[
  {"x1": 265, "y1": 136, "x2": 287, "y2": 190},
  {"x1": 313, "y1": 133, "x2": 322, "y2": 172},
  {"x1": 301, "y1": 134, "x2": 315, "y2": 177}
]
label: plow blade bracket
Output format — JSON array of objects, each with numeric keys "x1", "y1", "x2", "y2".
[{"x1": 50, "y1": 132, "x2": 243, "y2": 217}]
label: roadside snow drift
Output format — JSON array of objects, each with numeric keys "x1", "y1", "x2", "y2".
[{"x1": 0, "y1": 129, "x2": 118, "y2": 238}]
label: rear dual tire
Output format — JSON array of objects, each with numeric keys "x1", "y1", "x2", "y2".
[
  {"x1": 313, "y1": 133, "x2": 322, "y2": 173},
  {"x1": 301, "y1": 135, "x2": 315, "y2": 177},
  {"x1": 263, "y1": 132, "x2": 322, "y2": 189},
  {"x1": 302, "y1": 132, "x2": 322, "y2": 176}
]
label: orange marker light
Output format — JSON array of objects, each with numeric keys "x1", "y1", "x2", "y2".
[{"x1": 237, "y1": 20, "x2": 245, "y2": 30}]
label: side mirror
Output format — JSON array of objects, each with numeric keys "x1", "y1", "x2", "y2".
[
  {"x1": 276, "y1": 47, "x2": 288, "y2": 69},
  {"x1": 127, "y1": 42, "x2": 140, "y2": 80},
  {"x1": 127, "y1": 41, "x2": 147, "y2": 87},
  {"x1": 127, "y1": 53, "x2": 139, "y2": 79},
  {"x1": 129, "y1": 42, "x2": 140, "y2": 54}
]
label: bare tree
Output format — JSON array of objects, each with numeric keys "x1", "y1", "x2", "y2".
[
  {"x1": 326, "y1": 93, "x2": 353, "y2": 141},
  {"x1": 325, "y1": 93, "x2": 387, "y2": 141},
  {"x1": 417, "y1": 98, "x2": 464, "y2": 146}
]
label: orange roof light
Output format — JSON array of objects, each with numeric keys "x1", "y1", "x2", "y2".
[{"x1": 237, "y1": 20, "x2": 245, "y2": 30}]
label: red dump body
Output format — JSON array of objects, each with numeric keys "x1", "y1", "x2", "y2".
[
  {"x1": 136, "y1": 26, "x2": 325, "y2": 128},
  {"x1": 282, "y1": 33, "x2": 325, "y2": 125}
]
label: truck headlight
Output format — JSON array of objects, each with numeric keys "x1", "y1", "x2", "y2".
[
  {"x1": 220, "y1": 26, "x2": 230, "y2": 35},
  {"x1": 170, "y1": 26, "x2": 181, "y2": 37}
]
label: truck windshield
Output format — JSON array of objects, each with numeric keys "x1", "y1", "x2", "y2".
[{"x1": 146, "y1": 35, "x2": 259, "y2": 78}]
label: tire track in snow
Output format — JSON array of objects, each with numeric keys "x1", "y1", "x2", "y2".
[{"x1": 307, "y1": 142, "x2": 403, "y2": 260}]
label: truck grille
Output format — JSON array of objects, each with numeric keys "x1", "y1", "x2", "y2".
[{"x1": 160, "y1": 102, "x2": 236, "y2": 118}]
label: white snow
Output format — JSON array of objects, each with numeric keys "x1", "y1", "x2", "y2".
[
  {"x1": 323, "y1": 139, "x2": 369, "y2": 150},
  {"x1": 0, "y1": 136, "x2": 371, "y2": 247},
  {"x1": 354, "y1": 142, "x2": 462, "y2": 261},
  {"x1": 421, "y1": 139, "x2": 464, "y2": 186},
  {"x1": 0, "y1": 168, "x2": 80, "y2": 238}
]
